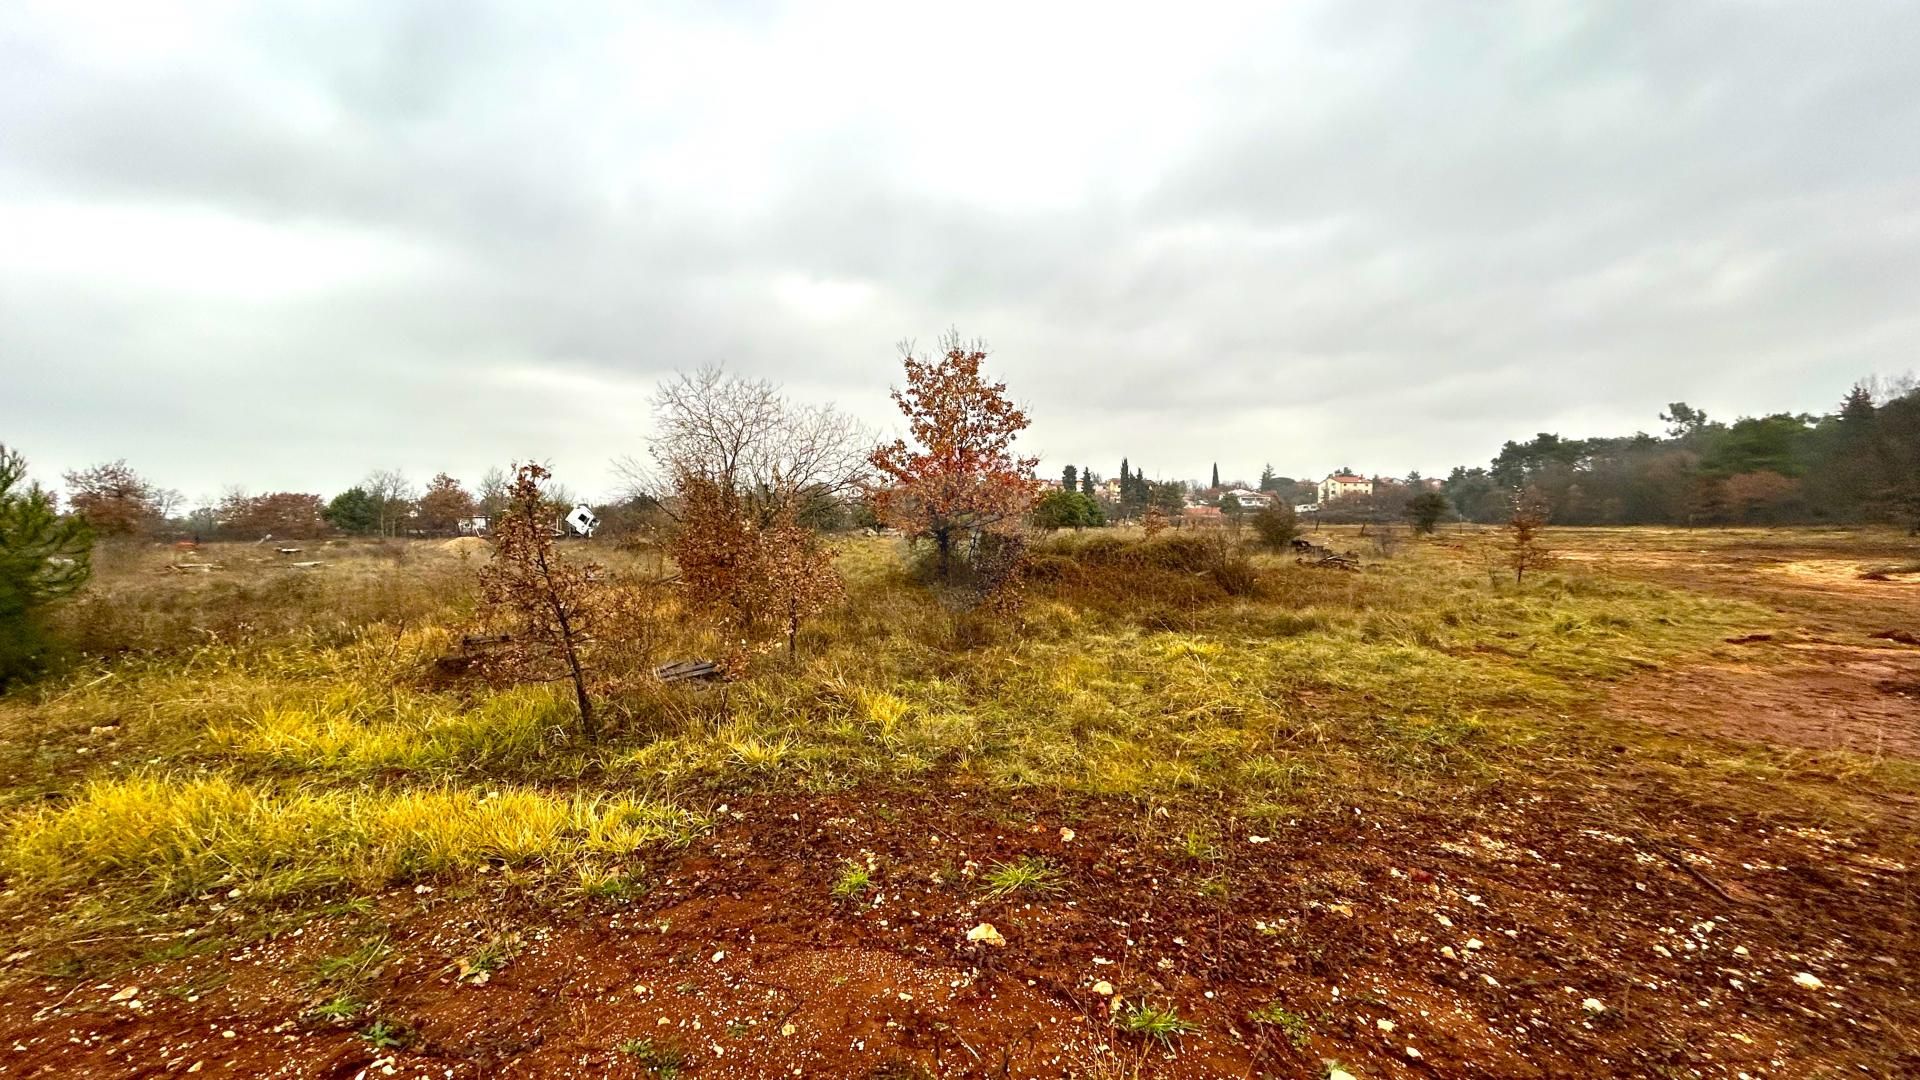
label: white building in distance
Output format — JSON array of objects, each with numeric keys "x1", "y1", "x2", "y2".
[{"x1": 1318, "y1": 473, "x2": 1374, "y2": 503}]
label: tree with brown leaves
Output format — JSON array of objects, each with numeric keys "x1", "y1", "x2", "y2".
[
  {"x1": 63, "y1": 460, "x2": 159, "y2": 537},
  {"x1": 416, "y1": 473, "x2": 477, "y2": 535},
  {"x1": 219, "y1": 491, "x2": 328, "y2": 538},
  {"x1": 476, "y1": 464, "x2": 616, "y2": 741},
  {"x1": 867, "y1": 335, "x2": 1042, "y2": 580}
]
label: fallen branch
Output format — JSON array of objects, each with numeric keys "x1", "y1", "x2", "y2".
[
  {"x1": 1638, "y1": 832, "x2": 1766, "y2": 914},
  {"x1": 656, "y1": 659, "x2": 724, "y2": 684}
]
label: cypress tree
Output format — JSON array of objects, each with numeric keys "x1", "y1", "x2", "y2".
[{"x1": 1211, "y1": 463, "x2": 1220, "y2": 490}]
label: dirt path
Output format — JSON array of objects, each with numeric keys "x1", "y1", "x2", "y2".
[{"x1": 3, "y1": 782, "x2": 1914, "y2": 1078}]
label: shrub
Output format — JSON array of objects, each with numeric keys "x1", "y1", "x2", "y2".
[
  {"x1": 1251, "y1": 503, "x2": 1300, "y2": 552},
  {"x1": 0, "y1": 445, "x2": 92, "y2": 686}
]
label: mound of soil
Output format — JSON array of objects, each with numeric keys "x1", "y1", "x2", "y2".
[{"x1": 440, "y1": 537, "x2": 490, "y2": 556}]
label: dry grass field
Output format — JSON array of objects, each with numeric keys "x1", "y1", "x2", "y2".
[{"x1": 0, "y1": 525, "x2": 1914, "y2": 1078}]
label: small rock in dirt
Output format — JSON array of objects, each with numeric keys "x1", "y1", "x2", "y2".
[
  {"x1": 1092, "y1": 981, "x2": 1114, "y2": 996},
  {"x1": 1060, "y1": 827, "x2": 1075, "y2": 842},
  {"x1": 109, "y1": 987, "x2": 138, "y2": 1003},
  {"x1": 1465, "y1": 938, "x2": 1484, "y2": 950},
  {"x1": 1376, "y1": 1019, "x2": 1395, "y2": 1032},
  {"x1": 711, "y1": 949, "x2": 727, "y2": 963},
  {"x1": 966, "y1": 923, "x2": 1006, "y2": 947},
  {"x1": 1405, "y1": 1046, "x2": 1422, "y2": 1059},
  {"x1": 1582, "y1": 998, "x2": 1606, "y2": 1015},
  {"x1": 1792, "y1": 971, "x2": 1824, "y2": 990},
  {"x1": 1328, "y1": 1069, "x2": 1357, "y2": 1080},
  {"x1": 781, "y1": 1022, "x2": 796, "y2": 1036}
]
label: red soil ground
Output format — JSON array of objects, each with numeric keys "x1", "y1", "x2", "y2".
[{"x1": 4, "y1": 532, "x2": 1915, "y2": 1078}]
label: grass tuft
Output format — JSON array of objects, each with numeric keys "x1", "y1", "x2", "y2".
[
  {"x1": 1122, "y1": 1000, "x2": 1197, "y2": 1047},
  {"x1": 981, "y1": 856, "x2": 1063, "y2": 898}
]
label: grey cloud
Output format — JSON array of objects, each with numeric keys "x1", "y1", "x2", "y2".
[{"x1": 3, "y1": 1, "x2": 1915, "y2": 498}]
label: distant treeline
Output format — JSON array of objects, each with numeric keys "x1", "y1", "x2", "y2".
[{"x1": 1438, "y1": 381, "x2": 1920, "y2": 527}]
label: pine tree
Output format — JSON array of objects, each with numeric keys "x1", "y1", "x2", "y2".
[
  {"x1": 1080, "y1": 468, "x2": 1094, "y2": 498},
  {"x1": 2, "y1": 445, "x2": 92, "y2": 686},
  {"x1": 1062, "y1": 464, "x2": 1078, "y2": 492},
  {"x1": 1840, "y1": 384, "x2": 1876, "y2": 423},
  {"x1": 1259, "y1": 464, "x2": 1276, "y2": 492}
]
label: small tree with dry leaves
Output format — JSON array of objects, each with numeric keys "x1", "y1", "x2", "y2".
[
  {"x1": 1140, "y1": 504, "x2": 1170, "y2": 538},
  {"x1": 754, "y1": 508, "x2": 843, "y2": 659},
  {"x1": 672, "y1": 472, "x2": 841, "y2": 669},
  {"x1": 477, "y1": 464, "x2": 636, "y2": 741},
  {"x1": 867, "y1": 334, "x2": 1042, "y2": 581},
  {"x1": 1504, "y1": 491, "x2": 1554, "y2": 584}
]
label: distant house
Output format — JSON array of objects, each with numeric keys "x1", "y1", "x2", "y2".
[
  {"x1": 457, "y1": 516, "x2": 489, "y2": 536},
  {"x1": 1223, "y1": 487, "x2": 1274, "y2": 509},
  {"x1": 1100, "y1": 478, "x2": 1123, "y2": 500},
  {"x1": 1318, "y1": 473, "x2": 1374, "y2": 503},
  {"x1": 1181, "y1": 505, "x2": 1225, "y2": 527}
]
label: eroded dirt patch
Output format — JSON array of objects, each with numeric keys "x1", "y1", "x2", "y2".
[{"x1": 1611, "y1": 643, "x2": 1920, "y2": 757}]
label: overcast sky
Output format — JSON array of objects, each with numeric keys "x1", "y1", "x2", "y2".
[{"x1": 4, "y1": 1, "x2": 1916, "y2": 503}]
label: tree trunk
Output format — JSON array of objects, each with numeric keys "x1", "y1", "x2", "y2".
[
  {"x1": 553, "y1": 604, "x2": 597, "y2": 743},
  {"x1": 534, "y1": 546, "x2": 597, "y2": 744}
]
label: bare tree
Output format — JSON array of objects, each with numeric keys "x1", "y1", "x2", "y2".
[
  {"x1": 618, "y1": 365, "x2": 871, "y2": 522},
  {"x1": 362, "y1": 469, "x2": 417, "y2": 537},
  {"x1": 476, "y1": 467, "x2": 510, "y2": 520},
  {"x1": 151, "y1": 487, "x2": 186, "y2": 524}
]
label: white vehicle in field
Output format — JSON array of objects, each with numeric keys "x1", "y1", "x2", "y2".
[{"x1": 563, "y1": 503, "x2": 598, "y2": 538}]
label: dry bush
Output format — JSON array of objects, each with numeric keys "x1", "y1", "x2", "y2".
[
  {"x1": 672, "y1": 472, "x2": 842, "y2": 669},
  {"x1": 1505, "y1": 493, "x2": 1555, "y2": 584},
  {"x1": 1141, "y1": 505, "x2": 1169, "y2": 537},
  {"x1": 1028, "y1": 531, "x2": 1262, "y2": 616}
]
